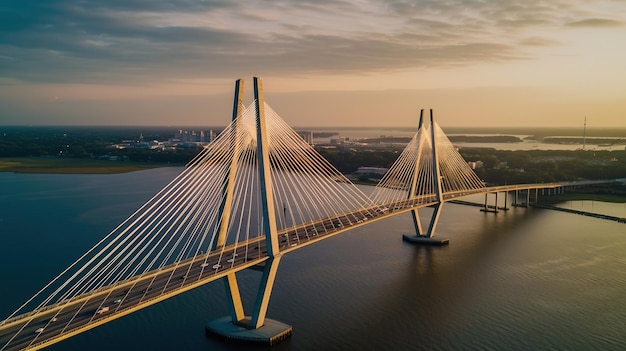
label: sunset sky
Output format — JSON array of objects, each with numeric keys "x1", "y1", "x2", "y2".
[{"x1": 1, "y1": 0, "x2": 625, "y2": 128}]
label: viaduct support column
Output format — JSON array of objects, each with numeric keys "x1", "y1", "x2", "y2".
[
  {"x1": 480, "y1": 193, "x2": 499, "y2": 213},
  {"x1": 535, "y1": 189, "x2": 539, "y2": 204},
  {"x1": 503, "y1": 191, "x2": 509, "y2": 210}
]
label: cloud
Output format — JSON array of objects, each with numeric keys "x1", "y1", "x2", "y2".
[
  {"x1": 0, "y1": 0, "x2": 618, "y2": 86},
  {"x1": 520, "y1": 37, "x2": 561, "y2": 47},
  {"x1": 566, "y1": 18, "x2": 623, "y2": 28}
]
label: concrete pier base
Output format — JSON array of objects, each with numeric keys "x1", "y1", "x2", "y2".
[
  {"x1": 206, "y1": 316, "x2": 292, "y2": 346},
  {"x1": 402, "y1": 235, "x2": 449, "y2": 246}
]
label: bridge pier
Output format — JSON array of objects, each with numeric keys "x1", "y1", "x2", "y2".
[
  {"x1": 503, "y1": 191, "x2": 509, "y2": 210},
  {"x1": 512, "y1": 189, "x2": 532, "y2": 208},
  {"x1": 206, "y1": 316, "x2": 292, "y2": 346},
  {"x1": 512, "y1": 189, "x2": 524, "y2": 207},
  {"x1": 480, "y1": 192, "x2": 509, "y2": 213},
  {"x1": 206, "y1": 257, "x2": 292, "y2": 345},
  {"x1": 480, "y1": 193, "x2": 498, "y2": 213},
  {"x1": 403, "y1": 234, "x2": 449, "y2": 246},
  {"x1": 532, "y1": 188, "x2": 537, "y2": 205},
  {"x1": 403, "y1": 205, "x2": 449, "y2": 245}
]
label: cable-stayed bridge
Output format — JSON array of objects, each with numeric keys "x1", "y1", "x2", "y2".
[{"x1": 0, "y1": 78, "x2": 616, "y2": 350}]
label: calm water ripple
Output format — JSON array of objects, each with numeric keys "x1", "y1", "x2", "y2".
[{"x1": 1, "y1": 168, "x2": 625, "y2": 350}]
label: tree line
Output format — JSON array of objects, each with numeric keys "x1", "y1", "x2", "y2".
[{"x1": 2, "y1": 126, "x2": 625, "y2": 185}]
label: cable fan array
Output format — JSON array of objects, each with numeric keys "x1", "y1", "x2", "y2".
[
  {"x1": 431, "y1": 121, "x2": 486, "y2": 195},
  {"x1": 371, "y1": 121, "x2": 485, "y2": 206},
  {"x1": 263, "y1": 103, "x2": 377, "y2": 235},
  {"x1": 6, "y1": 100, "x2": 377, "y2": 320}
]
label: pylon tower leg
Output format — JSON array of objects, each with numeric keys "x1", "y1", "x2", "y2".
[
  {"x1": 425, "y1": 203, "x2": 444, "y2": 238},
  {"x1": 403, "y1": 203, "x2": 449, "y2": 245},
  {"x1": 223, "y1": 273, "x2": 245, "y2": 322},
  {"x1": 206, "y1": 257, "x2": 292, "y2": 345},
  {"x1": 249, "y1": 256, "x2": 283, "y2": 328},
  {"x1": 410, "y1": 208, "x2": 424, "y2": 236}
]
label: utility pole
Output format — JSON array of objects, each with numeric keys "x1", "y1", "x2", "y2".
[{"x1": 583, "y1": 115, "x2": 587, "y2": 150}]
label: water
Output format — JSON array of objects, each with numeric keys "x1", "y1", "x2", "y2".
[
  {"x1": 557, "y1": 200, "x2": 626, "y2": 218},
  {"x1": 1, "y1": 169, "x2": 625, "y2": 350},
  {"x1": 309, "y1": 127, "x2": 626, "y2": 151}
]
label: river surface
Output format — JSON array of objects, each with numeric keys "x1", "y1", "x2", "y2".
[{"x1": 1, "y1": 168, "x2": 625, "y2": 351}]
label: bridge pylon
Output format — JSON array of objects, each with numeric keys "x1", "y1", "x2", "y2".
[
  {"x1": 372, "y1": 108, "x2": 485, "y2": 245},
  {"x1": 206, "y1": 77, "x2": 292, "y2": 345},
  {"x1": 403, "y1": 109, "x2": 449, "y2": 245}
]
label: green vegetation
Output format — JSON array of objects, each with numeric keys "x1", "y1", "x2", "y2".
[
  {"x1": 359, "y1": 135, "x2": 523, "y2": 144},
  {"x1": 317, "y1": 148, "x2": 400, "y2": 174},
  {"x1": 0, "y1": 126, "x2": 202, "y2": 173},
  {"x1": 448, "y1": 135, "x2": 522, "y2": 143},
  {"x1": 358, "y1": 137, "x2": 412, "y2": 144},
  {"x1": 1, "y1": 127, "x2": 625, "y2": 188},
  {"x1": 0, "y1": 158, "x2": 167, "y2": 174},
  {"x1": 0, "y1": 126, "x2": 179, "y2": 158},
  {"x1": 540, "y1": 137, "x2": 626, "y2": 145},
  {"x1": 318, "y1": 147, "x2": 626, "y2": 186},
  {"x1": 461, "y1": 148, "x2": 626, "y2": 185}
]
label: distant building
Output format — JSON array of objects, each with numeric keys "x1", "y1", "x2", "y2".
[
  {"x1": 175, "y1": 129, "x2": 213, "y2": 143},
  {"x1": 297, "y1": 131, "x2": 314, "y2": 145},
  {"x1": 330, "y1": 137, "x2": 349, "y2": 145},
  {"x1": 468, "y1": 161, "x2": 484, "y2": 169}
]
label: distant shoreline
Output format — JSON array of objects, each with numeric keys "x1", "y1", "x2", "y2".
[
  {"x1": 3, "y1": 157, "x2": 625, "y2": 204},
  {"x1": 541, "y1": 192, "x2": 626, "y2": 203},
  {"x1": 0, "y1": 157, "x2": 174, "y2": 174}
]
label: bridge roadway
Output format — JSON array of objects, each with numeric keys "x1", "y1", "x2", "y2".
[{"x1": 1, "y1": 178, "x2": 616, "y2": 350}]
